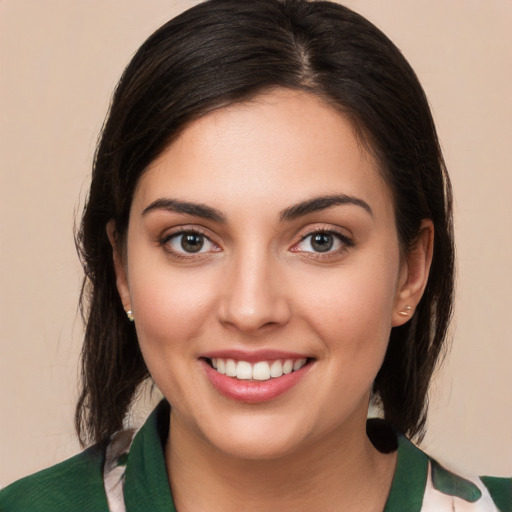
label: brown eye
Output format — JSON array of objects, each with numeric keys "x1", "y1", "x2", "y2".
[
  {"x1": 181, "y1": 233, "x2": 204, "y2": 253},
  {"x1": 163, "y1": 230, "x2": 217, "y2": 255},
  {"x1": 310, "y1": 233, "x2": 334, "y2": 252},
  {"x1": 294, "y1": 230, "x2": 353, "y2": 255}
]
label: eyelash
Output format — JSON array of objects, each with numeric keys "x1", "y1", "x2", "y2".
[
  {"x1": 159, "y1": 227, "x2": 219, "y2": 259},
  {"x1": 159, "y1": 226, "x2": 354, "y2": 260},
  {"x1": 292, "y1": 228, "x2": 355, "y2": 258}
]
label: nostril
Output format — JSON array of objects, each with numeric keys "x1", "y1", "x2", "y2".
[{"x1": 218, "y1": 302, "x2": 291, "y2": 334}]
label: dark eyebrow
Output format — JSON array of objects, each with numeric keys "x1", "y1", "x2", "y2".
[
  {"x1": 279, "y1": 194, "x2": 373, "y2": 222},
  {"x1": 141, "y1": 198, "x2": 226, "y2": 223}
]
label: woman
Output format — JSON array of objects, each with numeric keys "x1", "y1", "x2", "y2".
[{"x1": 1, "y1": 0, "x2": 510, "y2": 510}]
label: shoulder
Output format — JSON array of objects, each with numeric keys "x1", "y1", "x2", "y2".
[
  {"x1": 480, "y1": 475, "x2": 512, "y2": 512},
  {"x1": 411, "y1": 441, "x2": 511, "y2": 511},
  {"x1": 423, "y1": 459, "x2": 511, "y2": 511},
  {"x1": 376, "y1": 420, "x2": 512, "y2": 512},
  {"x1": 0, "y1": 444, "x2": 110, "y2": 512}
]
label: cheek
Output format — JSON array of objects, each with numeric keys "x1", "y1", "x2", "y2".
[
  {"x1": 296, "y1": 252, "x2": 400, "y2": 381},
  {"x1": 128, "y1": 264, "x2": 218, "y2": 355},
  {"x1": 305, "y1": 264, "x2": 398, "y2": 332},
  {"x1": 127, "y1": 266, "x2": 219, "y2": 406}
]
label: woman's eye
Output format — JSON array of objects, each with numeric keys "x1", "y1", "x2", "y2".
[
  {"x1": 295, "y1": 231, "x2": 350, "y2": 254},
  {"x1": 164, "y1": 231, "x2": 217, "y2": 254}
]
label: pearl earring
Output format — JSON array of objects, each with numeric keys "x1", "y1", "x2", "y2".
[
  {"x1": 398, "y1": 305, "x2": 413, "y2": 317},
  {"x1": 126, "y1": 310, "x2": 134, "y2": 322}
]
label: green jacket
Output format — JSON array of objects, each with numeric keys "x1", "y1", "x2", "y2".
[{"x1": 1, "y1": 401, "x2": 510, "y2": 511}]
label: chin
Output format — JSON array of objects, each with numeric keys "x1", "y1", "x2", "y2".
[
  {"x1": 210, "y1": 432, "x2": 306, "y2": 461},
  {"x1": 198, "y1": 410, "x2": 315, "y2": 461}
]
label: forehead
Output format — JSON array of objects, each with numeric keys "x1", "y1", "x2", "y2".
[{"x1": 133, "y1": 89, "x2": 393, "y2": 219}]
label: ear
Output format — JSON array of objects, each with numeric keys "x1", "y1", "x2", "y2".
[
  {"x1": 392, "y1": 219, "x2": 434, "y2": 327},
  {"x1": 106, "y1": 220, "x2": 132, "y2": 314}
]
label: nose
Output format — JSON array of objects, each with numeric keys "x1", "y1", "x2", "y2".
[{"x1": 217, "y1": 249, "x2": 291, "y2": 335}]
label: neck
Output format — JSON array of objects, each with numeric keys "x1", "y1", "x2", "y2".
[{"x1": 165, "y1": 412, "x2": 397, "y2": 512}]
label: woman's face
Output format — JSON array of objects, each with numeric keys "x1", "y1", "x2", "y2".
[{"x1": 113, "y1": 89, "x2": 428, "y2": 459}]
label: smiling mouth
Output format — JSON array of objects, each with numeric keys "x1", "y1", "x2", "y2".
[{"x1": 204, "y1": 357, "x2": 310, "y2": 382}]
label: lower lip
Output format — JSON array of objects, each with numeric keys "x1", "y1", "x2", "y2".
[{"x1": 201, "y1": 360, "x2": 312, "y2": 404}]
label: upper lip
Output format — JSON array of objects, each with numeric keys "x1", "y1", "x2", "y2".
[{"x1": 200, "y1": 349, "x2": 312, "y2": 363}]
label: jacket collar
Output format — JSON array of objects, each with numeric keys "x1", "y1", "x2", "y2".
[{"x1": 123, "y1": 401, "x2": 428, "y2": 512}]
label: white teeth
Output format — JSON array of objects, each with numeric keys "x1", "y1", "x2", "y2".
[
  {"x1": 236, "y1": 361, "x2": 252, "y2": 380},
  {"x1": 225, "y1": 358, "x2": 237, "y2": 377},
  {"x1": 282, "y1": 359, "x2": 293, "y2": 374},
  {"x1": 270, "y1": 360, "x2": 283, "y2": 378},
  {"x1": 216, "y1": 358, "x2": 226, "y2": 374},
  {"x1": 293, "y1": 358, "x2": 307, "y2": 371},
  {"x1": 209, "y1": 357, "x2": 308, "y2": 381},
  {"x1": 252, "y1": 361, "x2": 271, "y2": 381}
]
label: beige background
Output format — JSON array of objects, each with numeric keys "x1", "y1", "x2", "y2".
[{"x1": 1, "y1": 0, "x2": 511, "y2": 487}]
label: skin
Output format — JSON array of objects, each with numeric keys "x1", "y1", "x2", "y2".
[{"x1": 109, "y1": 89, "x2": 433, "y2": 511}]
